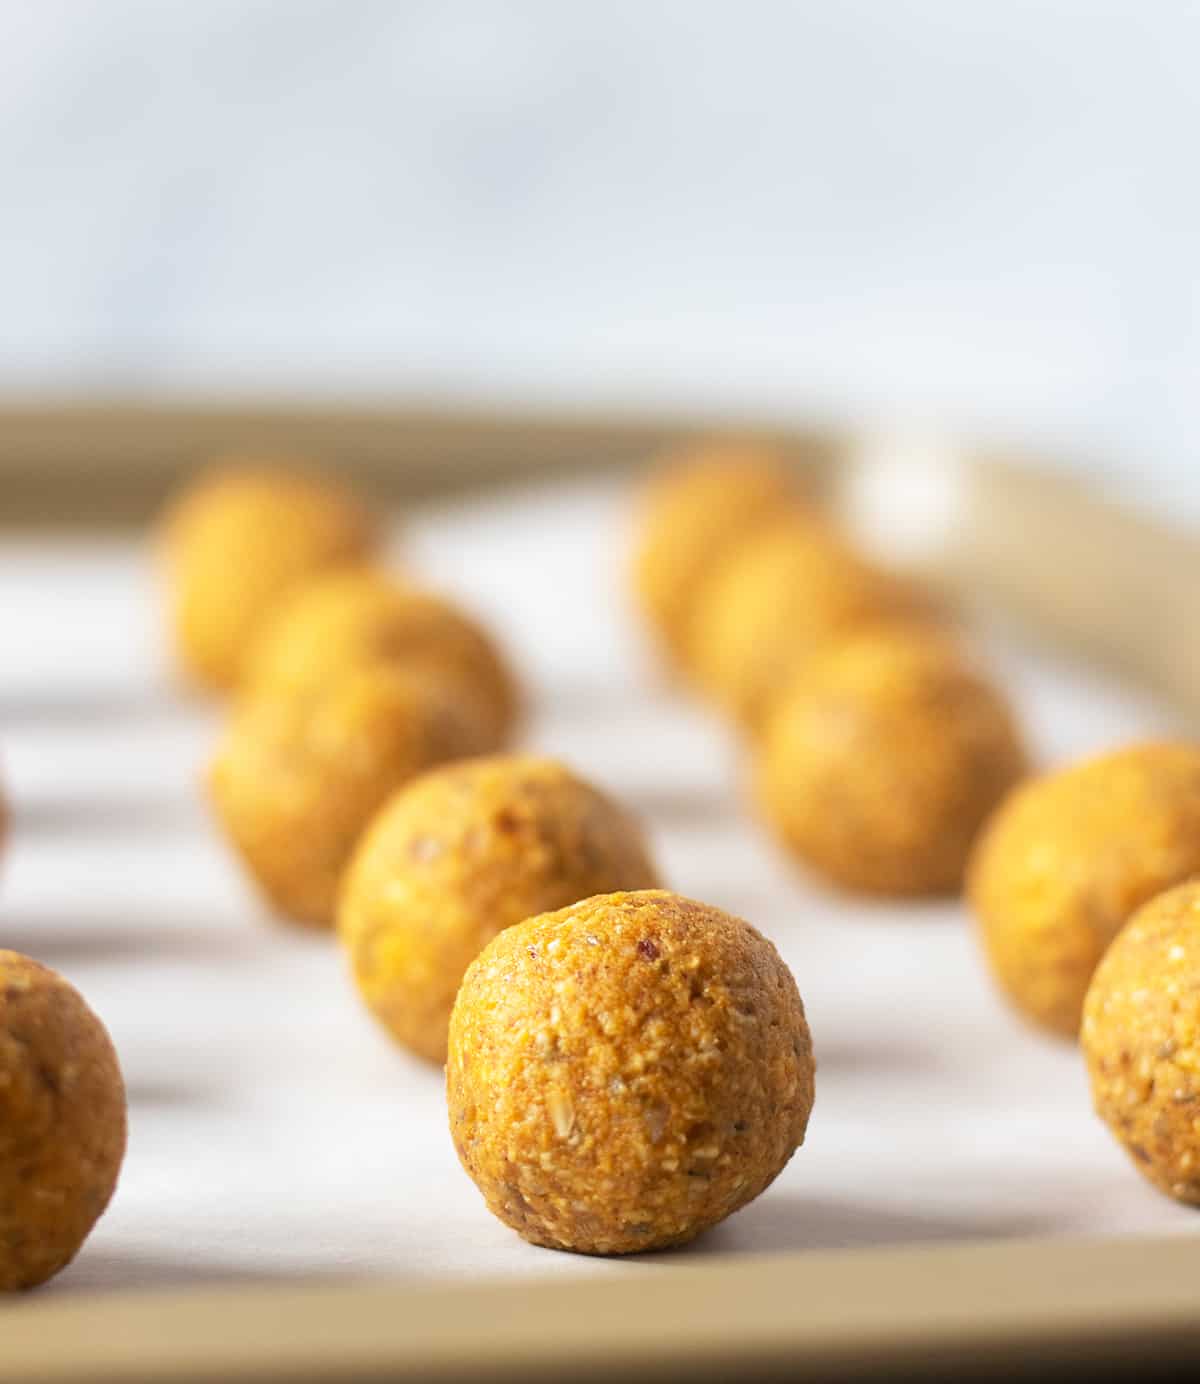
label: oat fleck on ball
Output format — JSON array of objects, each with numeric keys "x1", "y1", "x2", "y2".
[
  {"x1": 757, "y1": 627, "x2": 1027, "y2": 897},
  {"x1": 339, "y1": 757, "x2": 660, "y2": 1064},
  {"x1": 688, "y1": 516, "x2": 939, "y2": 728},
  {"x1": 0, "y1": 952, "x2": 126, "y2": 1291},
  {"x1": 970, "y1": 742, "x2": 1200, "y2": 1039},
  {"x1": 210, "y1": 665, "x2": 499, "y2": 928},
  {"x1": 447, "y1": 889, "x2": 814, "y2": 1255},
  {"x1": 1083, "y1": 880, "x2": 1200, "y2": 1205},
  {"x1": 246, "y1": 569, "x2": 519, "y2": 745},
  {"x1": 160, "y1": 462, "x2": 377, "y2": 692},
  {"x1": 631, "y1": 443, "x2": 799, "y2": 666}
]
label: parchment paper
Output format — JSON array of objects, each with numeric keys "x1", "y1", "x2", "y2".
[{"x1": 2, "y1": 475, "x2": 1194, "y2": 1295}]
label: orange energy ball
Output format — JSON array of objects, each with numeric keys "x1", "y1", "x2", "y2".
[
  {"x1": 161, "y1": 462, "x2": 376, "y2": 692},
  {"x1": 757, "y1": 628, "x2": 1027, "y2": 897},
  {"x1": 970, "y1": 742, "x2": 1200, "y2": 1039},
  {"x1": 0, "y1": 952, "x2": 127, "y2": 1291},
  {"x1": 631, "y1": 443, "x2": 797, "y2": 663},
  {"x1": 1083, "y1": 881, "x2": 1200, "y2": 1205},
  {"x1": 688, "y1": 516, "x2": 937, "y2": 729},
  {"x1": 338, "y1": 756, "x2": 660, "y2": 1064},
  {"x1": 246, "y1": 569, "x2": 519, "y2": 745},
  {"x1": 447, "y1": 890, "x2": 815, "y2": 1255},
  {"x1": 209, "y1": 665, "x2": 498, "y2": 928}
]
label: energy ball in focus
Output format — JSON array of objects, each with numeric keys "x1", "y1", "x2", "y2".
[
  {"x1": 1083, "y1": 880, "x2": 1200, "y2": 1204},
  {"x1": 447, "y1": 890, "x2": 814, "y2": 1255},
  {"x1": 161, "y1": 462, "x2": 377, "y2": 692},
  {"x1": 758, "y1": 627, "x2": 1027, "y2": 897},
  {"x1": 209, "y1": 665, "x2": 498, "y2": 928},
  {"x1": 631, "y1": 442, "x2": 798, "y2": 664},
  {"x1": 970, "y1": 742, "x2": 1200, "y2": 1039},
  {"x1": 339, "y1": 756, "x2": 660, "y2": 1064},
  {"x1": 0, "y1": 952, "x2": 126, "y2": 1291},
  {"x1": 688, "y1": 516, "x2": 938, "y2": 729},
  {"x1": 246, "y1": 569, "x2": 519, "y2": 745}
]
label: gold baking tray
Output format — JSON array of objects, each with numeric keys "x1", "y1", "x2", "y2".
[
  {"x1": 6, "y1": 1235, "x2": 1200, "y2": 1383},
  {"x1": 1, "y1": 397, "x2": 1198, "y2": 1382}
]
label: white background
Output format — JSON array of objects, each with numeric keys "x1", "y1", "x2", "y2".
[{"x1": 1, "y1": 2, "x2": 1198, "y2": 493}]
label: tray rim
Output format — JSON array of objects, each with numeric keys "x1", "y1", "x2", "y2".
[{"x1": 5, "y1": 1233, "x2": 1200, "y2": 1383}]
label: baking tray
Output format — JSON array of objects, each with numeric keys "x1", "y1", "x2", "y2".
[{"x1": 1, "y1": 401, "x2": 1198, "y2": 1382}]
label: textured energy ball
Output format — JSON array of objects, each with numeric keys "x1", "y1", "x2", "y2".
[
  {"x1": 970, "y1": 742, "x2": 1200, "y2": 1039},
  {"x1": 1083, "y1": 881, "x2": 1200, "y2": 1204},
  {"x1": 447, "y1": 890, "x2": 814, "y2": 1255},
  {"x1": 161, "y1": 462, "x2": 377, "y2": 692},
  {"x1": 631, "y1": 443, "x2": 797, "y2": 663},
  {"x1": 339, "y1": 756, "x2": 660, "y2": 1064},
  {"x1": 246, "y1": 569, "x2": 519, "y2": 745},
  {"x1": 688, "y1": 516, "x2": 937, "y2": 728},
  {"x1": 210, "y1": 665, "x2": 498, "y2": 928},
  {"x1": 0, "y1": 952, "x2": 126, "y2": 1291},
  {"x1": 757, "y1": 628, "x2": 1027, "y2": 897}
]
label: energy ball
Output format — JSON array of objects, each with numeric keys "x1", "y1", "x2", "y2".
[
  {"x1": 688, "y1": 516, "x2": 938, "y2": 728},
  {"x1": 757, "y1": 627, "x2": 1027, "y2": 897},
  {"x1": 0, "y1": 952, "x2": 126, "y2": 1291},
  {"x1": 447, "y1": 889, "x2": 814, "y2": 1255},
  {"x1": 970, "y1": 742, "x2": 1200, "y2": 1039},
  {"x1": 210, "y1": 664, "x2": 498, "y2": 928},
  {"x1": 161, "y1": 462, "x2": 376, "y2": 691},
  {"x1": 246, "y1": 569, "x2": 519, "y2": 745},
  {"x1": 1083, "y1": 880, "x2": 1200, "y2": 1204},
  {"x1": 631, "y1": 443, "x2": 798, "y2": 664},
  {"x1": 339, "y1": 756, "x2": 660, "y2": 1064}
]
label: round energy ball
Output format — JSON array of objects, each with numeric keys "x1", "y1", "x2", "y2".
[
  {"x1": 757, "y1": 627, "x2": 1027, "y2": 897},
  {"x1": 210, "y1": 664, "x2": 498, "y2": 928},
  {"x1": 631, "y1": 443, "x2": 798, "y2": 663},
  {"x1": 688, "y1": 516, "x2": 937, "y2": 728},
  {"x1": 161, "y1": 462, "x2": 377, "y2": 692},
  {"x1": 0, "y1": 952, "x2": 126, "y2": 1291},
  {"x1": 246, "y1": 569, "x2": 519, "y2": 745},
  {"x1": 339, "y1": 756, "x2": 660, "y2": 1064},
  {"x1": 970, "y1": 742, "x2": 1200, "y2": 1040},
  {"x1": 1083, "y1": 880, "x2": 1200, "y2": 1204},
  {"x1": 447, "y1": 889, "x2": 815, "y2": 1255}
]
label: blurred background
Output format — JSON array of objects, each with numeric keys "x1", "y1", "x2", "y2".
[{"x1": 1, "y1": 0, "x2": 1197, "y2": 506}]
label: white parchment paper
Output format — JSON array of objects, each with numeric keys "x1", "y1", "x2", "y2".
[{"x1": 2, "y1": 476, "x2": 1195, "y2": 1295}]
